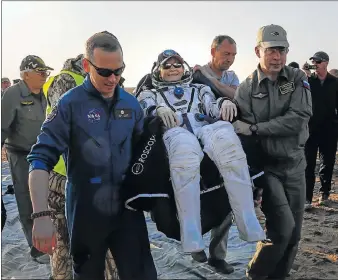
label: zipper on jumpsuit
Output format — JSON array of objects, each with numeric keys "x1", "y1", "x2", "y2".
[{"x1": 104, "y1": 101, "x2": 116, "y2": 184}]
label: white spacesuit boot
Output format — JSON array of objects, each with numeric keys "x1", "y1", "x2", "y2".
[
  {"x1": 197, "y1": 121, "x2": 266, "y2": 242},
  {"x1": 163, "y1": 126, "x2": 205, "y2": 253}
]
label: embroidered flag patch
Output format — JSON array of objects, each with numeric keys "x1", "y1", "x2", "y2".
[{"x1": 302, "y1": 80, "x2": 310, "y2": 90}]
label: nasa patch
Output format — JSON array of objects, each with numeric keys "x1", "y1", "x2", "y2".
[
  {"x1": 87, "y1": 109, "x2": 101, "y2": 123},
  {"x1": 45, "y1": 104, "x2": 58, "y2": 123}
]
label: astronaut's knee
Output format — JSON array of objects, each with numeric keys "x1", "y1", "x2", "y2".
[
  {"x1": 164, "y1": 128, "x2": 203, "y2": 167},
  {"x1": 200, "y1": 124, "x2": 245, "y2": 164}
]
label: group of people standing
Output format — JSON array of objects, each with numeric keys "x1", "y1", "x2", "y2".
[{"x1": 1, "y1": 23, "x2": 337, "y2": 280}]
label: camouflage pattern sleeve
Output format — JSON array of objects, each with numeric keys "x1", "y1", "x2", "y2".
[{"x1": 48, "y1": 74, "x2": 77, "y2": 108}]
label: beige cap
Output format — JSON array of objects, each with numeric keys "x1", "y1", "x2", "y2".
[{"x1": 256, "y1": 24, "x2": 289, "y2": 48}]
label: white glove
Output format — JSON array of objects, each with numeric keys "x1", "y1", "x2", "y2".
[
  {"x1": 220, "y1": 100, "x2": 237, "y2": 122},
  {"x1": 156, "y1": 106, "x2": 179, "y2": 128}
]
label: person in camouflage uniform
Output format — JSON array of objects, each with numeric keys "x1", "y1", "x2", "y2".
[{"x1": 46, "y1": 54, "x2": 119, "y2": 280}]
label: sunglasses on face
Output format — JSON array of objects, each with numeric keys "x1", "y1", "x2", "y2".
[
  {"x1": 263, "y1": 47, "x2": 289, "y2": 55},
  {"x1": 312, "y1": 59, "x2": 324, "y2": 64},
  {"x1": 161, "y1": 63, "x2": 183, "y2": 70},
  {"x1": 87, "y1": 59, "x2": 125, "y2": 77},
  {"x1": 23, "y1": 70, "x2": 50, "y2": 77},
  {"x1": 35, "y1": 71, "x2": 51, "y2": 77}
]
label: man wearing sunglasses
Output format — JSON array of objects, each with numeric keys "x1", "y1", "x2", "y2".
[
  {"x1": 42, "y1": 53, "x2": 119, "y2": 279},
  {"x1": 302, "y1": 52, "x2": 338, "y2": 209},
  {"x1": 27, "y1": 31, "x2": 156, "y2": 280},
  {"x1": 1, "y1": 55, "x2": 52, "y2": 260},
  {"x1": 138, "y1": 49, "x2": 265, "y2": 261},
  {"x1": 233, "y1": 24, "x2": 312, "y2": 280}
]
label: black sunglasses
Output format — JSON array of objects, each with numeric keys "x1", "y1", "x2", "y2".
[
  {"x1": 312, "y1": 59, "x2": 324, "y2": 64},
  {"x1": 87, "y1": 59, "x2": 125, "y2": 77},
  {"x1": 161, "y1": 63, "x2": 183, "y2": 70}
]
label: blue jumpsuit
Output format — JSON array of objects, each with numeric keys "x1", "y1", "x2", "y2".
[{"x1": 27, "y1": 76, "x2": 157, "y2": 280}]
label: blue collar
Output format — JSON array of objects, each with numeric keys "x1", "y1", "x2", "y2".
[{"x1": 83, "y1": 74, "x2": 122, "y2": 101}]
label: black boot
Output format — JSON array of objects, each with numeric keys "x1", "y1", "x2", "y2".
[
  {"x1": 208, "y1": 258, "x2": 234, "y2": 274},
  {"x1": 191, "y1": 250, "x2": 207, "y2": 263},
  {"x1": 30, "y1": 246, "x2": 45, "y2": 259}
]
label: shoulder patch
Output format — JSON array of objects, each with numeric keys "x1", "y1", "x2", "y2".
[
  {"x1": 302, "y1": 80, "x2": 311, "y2": 90},
  {"x1": 139, "y1": 100, "x2": 147, "y2": 109},
  {"x1": 279, "y1": 82, "x2": 295, "y2": 95},
  {"x1": 45, "y1": 104, "x2": 58, "y2": 123}
]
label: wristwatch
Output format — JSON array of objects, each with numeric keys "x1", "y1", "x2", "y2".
[{"x1": 249, "y1": 124, "x2": 258, "y2": 135}]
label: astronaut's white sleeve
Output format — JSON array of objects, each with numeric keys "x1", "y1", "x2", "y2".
[
  {"x1": 137, "y1": 90, "x2": 158, "y2": 116},
  {"x1": 199, "y1": 85, "x2": 228, "y2": 119},
  {"x1": 137, "y1": 89, "x2": 171, "y2": 117}
]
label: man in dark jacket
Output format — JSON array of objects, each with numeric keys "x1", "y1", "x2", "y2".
[
  {"x1": 27, "y1": 31, "x2": 156, "y2": 280},
  {"x1": 302, "y1": 51, "x2": 338, "y2": 208}
]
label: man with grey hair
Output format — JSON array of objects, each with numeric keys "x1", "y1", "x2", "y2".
[
  {"x1": 329, "y1": 68, "x2": 338, "y2": 78},
  {"x1": 194, "y1": 35, "x2": 239, "y2": 99},
  {"x1": 1, "y1": 55, "x2": 52, "y2": 259},
  {"x1": 234, "y1": 24, "x2": 312, "y2": 280},
  {"x1": 27, "y1": 31, "x2": 157, "y2": 279}
]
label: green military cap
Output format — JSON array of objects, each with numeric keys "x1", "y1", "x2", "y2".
[{"x1": 256, "y1": 24, "x2": 289, "y2": 48}]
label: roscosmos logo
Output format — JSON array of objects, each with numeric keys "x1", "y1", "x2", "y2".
[{"x1": 131, "y1": 135, "x2": 156, "y2": 175}]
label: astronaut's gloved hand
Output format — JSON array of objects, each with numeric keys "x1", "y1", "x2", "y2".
[
  {"x1": 156, "y1": 106, "x2": 179, "y2": 128},
  {"x1": 220, "y1": 100, "x2": 237, "y2": 122}
]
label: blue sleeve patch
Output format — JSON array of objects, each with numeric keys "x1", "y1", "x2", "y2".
[{"x1": 302, "y1": 80, "x2": 310, "y2": 90}]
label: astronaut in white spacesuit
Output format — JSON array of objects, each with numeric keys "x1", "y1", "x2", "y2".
[{"x1": 137, "y1": 49, "x2": 265, "y2": 253}]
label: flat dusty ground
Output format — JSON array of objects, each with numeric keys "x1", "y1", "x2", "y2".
[
  {"x1": 289, "y1": 155, "x2": 338, "y2": 280},
  {"x1": 2, "y1": 148, "x2": 337, "y2": 279}
]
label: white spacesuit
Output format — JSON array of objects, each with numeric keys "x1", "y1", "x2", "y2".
[{"x1": 137, "y1": 50, "x2": 265, "y2": 253}]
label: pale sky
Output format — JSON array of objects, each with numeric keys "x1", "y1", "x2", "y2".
[{"x1": 1, "y1": 1, "x2": 338, "y2": 87}]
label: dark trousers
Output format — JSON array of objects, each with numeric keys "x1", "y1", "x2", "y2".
[
  {"x1": 305, "y1": 130, "x2": 337, "y2": 202},
  {"x1": 7, "y1": 150, "x2": 33, "y2": 247},
  {"x1": 72, "y1": 209, "x2": 157, "y2": 280},
  {"x1": 1, "y1": 196, "x2": 7, "y2": 231},
  {"x1": 247, "y1": 161, "x2": 305, "y2": 280}
]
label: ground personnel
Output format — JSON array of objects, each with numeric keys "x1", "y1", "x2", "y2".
[
  {"x1": 1, "y1": 55, "x2": 52, "y2": 259},
  {"x1": 27, "y1": 31, "x2": 157, "y2": 279},
  {"x1": 233, "y1": 24, "x2": 312, "y2": 280},
  {"x1": 43, "y1": 53, "x2": 119, "y2": 279}
]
